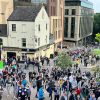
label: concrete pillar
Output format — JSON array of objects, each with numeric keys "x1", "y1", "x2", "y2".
[{"x1": 75, "y1": 41, "x2": 78, "y2": 47}]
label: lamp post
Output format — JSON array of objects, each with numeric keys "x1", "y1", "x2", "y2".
[{"x1": 0, "y1": 45, "x2": 3, "y2": 60}]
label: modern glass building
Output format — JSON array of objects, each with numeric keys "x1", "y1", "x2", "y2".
[
  {"x1": 31, "y1": 0, "x2": 47, "y2": 4},
  {"x1": 15, "y1": 0, "x2": 47, "y2": 4},
  {"x1": 64, "y1": 0, "x2": 94, "y2": 46}
]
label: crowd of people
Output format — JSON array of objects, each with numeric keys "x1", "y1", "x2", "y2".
[{"x1": 0, "y1": 47, "x2": 99, "y2": 100}]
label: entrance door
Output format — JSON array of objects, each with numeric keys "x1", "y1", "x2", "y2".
[{"x1": 7, "y1": 52, "x2": 16, "y2": 59}]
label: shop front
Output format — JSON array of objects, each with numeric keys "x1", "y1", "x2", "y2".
[{"x1": 2, "y1": 47, "x2": 21, "y2": 59}]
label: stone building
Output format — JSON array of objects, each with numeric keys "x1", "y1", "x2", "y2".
[{"x1": 64, "y1": 0, "x2": 94, "y2": 47}]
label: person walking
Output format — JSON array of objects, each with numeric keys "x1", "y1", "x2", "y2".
[
  {"x1": 69, "y1": 89, "x2": 78, "y2": 100},
  {"x1": 54, "y1": 84, "x2": 60, "y2": 100},
  {"x1": 60, "y1": 91, "x2": 67, "y2": 100},
  {"x1": 38, "y1": 85, "x2": 44, "y2": 100}
]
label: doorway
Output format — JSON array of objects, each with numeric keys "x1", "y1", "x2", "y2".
[{"x1": 7, "y1": 52, "x2": 16, "y2": 59}]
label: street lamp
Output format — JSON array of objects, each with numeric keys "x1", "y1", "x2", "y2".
[{"x1": 0, "y1": 45, "x2": 3, "y2": 60}]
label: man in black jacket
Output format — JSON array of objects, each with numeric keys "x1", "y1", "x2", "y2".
[
  {"x1": 17, "y1": 86, "x2": 28, "y2": 100},
  {"x1": 95, "y1": 88, "x2": 100, "y2": 99},
  {"x1": 35, "y1": 76, "x2": 42, "y2": 98},
  {"x1": 62, "y1": 78, "x2": 72, "y2": 92}
]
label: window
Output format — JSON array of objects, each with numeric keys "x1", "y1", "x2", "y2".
[
  {"x1": 55, "y1": 31, "x2": 57, "y2": 40},
  {"x1": 22, "y1": 38, "x2": 26, "y2": 47},
  {"x1": 64, "y1": 17, "x2": 68, "y2": 38},
  {"x1": 51, "y1": 6, "x2": 52, "y2": 16},
  {"x1": 38, "y1": 38, "x2": 40, "y2": 46},
  {"x1": 71, "y1": 17, "x2": 75, "y2": 38},
  {"x1": 65, "y1": 9, "x2": 69, "y2": 15},
  {"x1": 65, "y1": 1, "x2": 80, "y2": 6},
  {"x1": 72, "y1": 9, "x2": 76, "y2": 15},
  {"x1": 38, "y1": 24, "x2": 40, "y2": 31},
  {"x1": 53, "y1": 6, "x2": 55, "y2": 15},
  {"x1": 46, "y1": 24, "x2": 47, "y2": 30},
  {"x1": 56, "y1": 19, "x2": 57, "y2": 28},
  {"x1": 0, "y1": 39, "x2": 3, "y2": 45},
  {"x1": 12, "y1": 24, "x2": 16, "y2": 31}
]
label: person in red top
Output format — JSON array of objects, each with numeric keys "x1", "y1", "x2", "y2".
[
  {"x1": 2, "y1": 69, "x2": 8, "y2": 87},
  {"x1": 75, "y1": 87, "x2": 82, "y2": 100},
  {"x1": 18, "y1": 78, "x2": 22, "y2": 86},
  {"x1": 76, "y1": 88, "x2": 81, "y2": 95}
]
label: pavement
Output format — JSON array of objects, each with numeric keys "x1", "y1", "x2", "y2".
[
  {"x1": 2, "y1": 64, "x2": 50, "y2": 100},
  {"x1": 1, "y1": 60, "x2": 100, "y2": 100}
]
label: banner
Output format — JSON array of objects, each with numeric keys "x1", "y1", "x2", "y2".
[{"x1": 0, "y1": 61, "x2": 4, "y2": 69}]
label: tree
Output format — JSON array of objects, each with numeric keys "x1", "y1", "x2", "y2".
[
  {"x1": 93, "y1": 13, "x2": 100, "y2": 41},
  {"x1": 56, "y1": 53, "x2": 72, "y2": 69},
  {"x1": 95, "y1": 33, "x2": 100, "y2": 43},
  {"x1": 92, "y1": 66, "x2": 100, "y2": 82}
]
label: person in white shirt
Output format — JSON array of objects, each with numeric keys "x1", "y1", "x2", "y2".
[
  {"x1": 69, "y1": 73, "x2": 74, "y2": 83},
  {"x1": 71, "y1": 77, "x2": 77, "y2": 89}
]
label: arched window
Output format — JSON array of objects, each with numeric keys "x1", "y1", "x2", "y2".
[{"x1": 0, "y1": 39, "x2": 3, "y2": 45}]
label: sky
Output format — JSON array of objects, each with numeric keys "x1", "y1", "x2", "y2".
[{"x1": 90, "y1": 0, "x2": 100, "y2": 12}]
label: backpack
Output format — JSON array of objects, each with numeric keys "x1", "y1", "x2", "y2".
[
  {"x1": 60, "y1": 96, "x2": 66, "y2": 100},
  {"x1": 38, "y1": 87, "x2": 44, "y2": 99},
  {"x1": 22, "y1": 79, "x2": 27, "y2": 87}
]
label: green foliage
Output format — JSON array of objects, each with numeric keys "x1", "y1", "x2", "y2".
[
  {"x1": 92, "y1": 67, "x2": 100, "y2": 82},
  {"x1": 92, "y1": 49, "x2": 100, "y2": 57},
  {"x1": 95, "y1": 33, "x2": 100, "y2": 43},
  {"x1": 92, "y1": 67, "x2": 100, "y2": 73},
  {"x1": 93, "y1": 13, "x2": 100, "y2": 40},
  {"x1": 56, "y1": 53, "x2": 72, "y2": 69}
]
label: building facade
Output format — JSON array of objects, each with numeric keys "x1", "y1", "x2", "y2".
[
  {"x1": 14, "y1": 0, "x2": 64, "y2": 51},
  {"x1": 15, "y1": 0, "x2": 31, "y2": 2},
  {"x1": 64, "y1": 0, "x2": 94, "y2": 47},
  {"x1": 15, "y1": 0, "x2": 47, "y2": 4},
  {"x1": 1, "y1": 6, "x2": 53, "y2": 60},
  {"x1": 0, "y1": 24, "x2": 8, "y2": 59},
  {"x1": 0, "y1": 0, "x2": 13, "y2": 24},
  {"x1": 31, "y1": 0, "x2": 47, "y2": 4},
  {"x1": 0, "y1": 0, "x2": 14, "y2": 59},
  {"x1": 47, "y1": 0, "x2": 64, "y2": 50}
]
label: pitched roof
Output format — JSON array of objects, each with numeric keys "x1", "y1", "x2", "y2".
[
  {"x1": 0, "y1": 24, "x2": 7, "y2": 37},
  {"x1": 8, "y1": 6, "x2": 42, "y2": 21}
]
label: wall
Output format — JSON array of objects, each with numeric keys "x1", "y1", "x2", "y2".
[
  {"x1": 0, "y1": 0, "x2": 13, "y2": 24},
  {"x1": 47, "y1": 0, "x2": 56, "y2": 16},
  {"x1": 35, "y1": 6, "x2": 49, "y2": 49},
  {"x1": 8, "y1": 21, "x2": 35, "y2": 48},
  {"x1": 34, "y1": 44, "x2": 54, "y2": 59},
  {"x1": 48, "y1": 0, "x2": 64, "y2": 50},
  {"x1": 0, "y1": 37, "x2": 8, "y2": 47}
]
